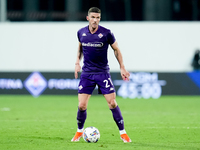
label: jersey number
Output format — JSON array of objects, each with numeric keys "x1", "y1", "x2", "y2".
[{"x1": 103, "y1": 78, "x2": 113, "y2": 88}]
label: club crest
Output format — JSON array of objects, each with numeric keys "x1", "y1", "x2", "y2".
[{"x1": 98, "y1": 33, "x2": 103, "y2": 38}]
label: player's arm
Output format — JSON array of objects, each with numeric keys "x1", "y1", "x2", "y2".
[
  {"x1": 111, "y1": 41, "x2": 130, "y2": 81},
  {"x1": 75, "y1": 42, "x2": 83, "y2": 79}
]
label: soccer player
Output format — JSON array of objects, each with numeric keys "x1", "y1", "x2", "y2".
[{"x1": 71, "y1": 7, "x2": 131, "y2": 143}]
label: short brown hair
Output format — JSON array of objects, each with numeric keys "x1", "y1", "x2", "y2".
[{"x1": 88, "y1": 7, "x2": 101, "y2": 15}]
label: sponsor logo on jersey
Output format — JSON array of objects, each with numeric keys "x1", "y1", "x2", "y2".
[
  {"x1": 82, "y1": 33, "x2": 87, "y2": 36},
  {"x1": 24, "y1": 72, "x2": 47, "y2": 97},
  {"x1": 98, "y1": 33, "x2": 103, "y2": 38},
  {"x1": 82, "y1": 42, "x2": 103, "y2": 47}
]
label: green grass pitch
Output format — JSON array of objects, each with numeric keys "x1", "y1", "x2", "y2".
[{"x1": 0, "y1": 95, "x2": 200, "y2": 150}]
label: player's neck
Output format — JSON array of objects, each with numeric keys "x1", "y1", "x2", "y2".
[{"x1": 89, "y1": 25, "x2": 98, "y2": 34}]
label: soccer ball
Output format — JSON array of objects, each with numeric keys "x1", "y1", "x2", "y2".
[{"x1": 83, "y1": 126, "x2": 100, "y2": 143}]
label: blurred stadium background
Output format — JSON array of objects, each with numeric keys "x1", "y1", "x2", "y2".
[
  {"x1": 1, "y1": 1, "x2": 200, "y2": 150},
  {"x1": 1, "y1": 0, "x2": 200, "y2": 21},
  {"x1": 0, "y1": 0, "x2": 200, "y2": 98}
]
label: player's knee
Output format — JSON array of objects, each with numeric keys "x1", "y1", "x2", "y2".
[
  {"x1": 108, "y1": 99, "x2": 117, "y2": 109},
  {"x1": 78, "y1": 103, "x2": 87, "y2": 110}
]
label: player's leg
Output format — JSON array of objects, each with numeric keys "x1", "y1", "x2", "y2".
[
  {"x1": 104, "y1": 93, "x2": 132, "y2": 143},
  {"x1": 71, "y1": 94, "x2": 91, "y2": 142},
  {"x1": 71, "y1": 74, "x2": 96, "y2": 142},
  {"x1": 77, "y1": 93, "x2": 91, "y2": 130},
  {"x1": 95, "y1": 73, "x2": 124, "y2": 129},
  {"x1": 95, "y1": 73, "x2": 131, "y2": 142}
]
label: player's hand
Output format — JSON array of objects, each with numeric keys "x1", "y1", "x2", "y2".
[
  {"x1": 75, "y1": 64, "x2": 81, "y2": 79},
  {"x1": 120, "y1": 68, "x2": 130, "y2": 81}
]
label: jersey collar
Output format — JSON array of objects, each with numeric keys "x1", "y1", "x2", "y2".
[{"x1": 86, "y1": 25, "x2": 101, "y2": 34}]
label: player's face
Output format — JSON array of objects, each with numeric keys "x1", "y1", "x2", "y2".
[{"x1": 87, "y1": 13, "x2": 101, "y2": 29}]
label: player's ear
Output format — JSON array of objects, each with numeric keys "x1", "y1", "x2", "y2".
[{"x1": 86, "y1": 16, "x2": 89, "y2": 21}]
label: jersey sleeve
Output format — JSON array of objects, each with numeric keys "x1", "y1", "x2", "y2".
[
  {"x1": 107, "y1": 30, "x2": 116, "y2": 45},
  {"x1": 77, "y1": 30, "x2": 81, "y2": 42}
]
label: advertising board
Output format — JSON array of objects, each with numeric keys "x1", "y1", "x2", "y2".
[{"x1": 0, "y1": 72, "x2": 200, "y2": 97}]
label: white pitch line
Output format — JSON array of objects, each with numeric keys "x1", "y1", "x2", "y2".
[{"x1": 1, "y1": 108, "x2": 10, "y2": 111}]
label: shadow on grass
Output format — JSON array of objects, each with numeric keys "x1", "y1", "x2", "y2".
[
  {"x1": 134, "y1": 142, "x2": 199, "y2": 150},
  {"x1": 19, "y1": 136, "x2": 65, "y2": 141},
  {"x1": 18, "y1": 136, "x2": 200, "y2": 150}
]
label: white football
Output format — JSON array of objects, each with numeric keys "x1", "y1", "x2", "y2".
[{"x1": 83, "y1": 126, "x2": 100, "y2": 143}]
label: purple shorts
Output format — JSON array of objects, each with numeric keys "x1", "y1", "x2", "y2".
[{"x1": 78, "y1": 73, "x2": 116, "y2": 95}]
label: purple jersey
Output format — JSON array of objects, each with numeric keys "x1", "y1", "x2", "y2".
[{"x1": 77, "y1": 25, "x2": 116, "y2": 74}]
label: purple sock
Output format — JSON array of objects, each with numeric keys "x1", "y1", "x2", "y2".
[
  {"x1": 77, "y1": 108, "x2": 87, "y2": 130},
  {"x1": 110, "y1": 105, "x2": 124, "y2": 130}
]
